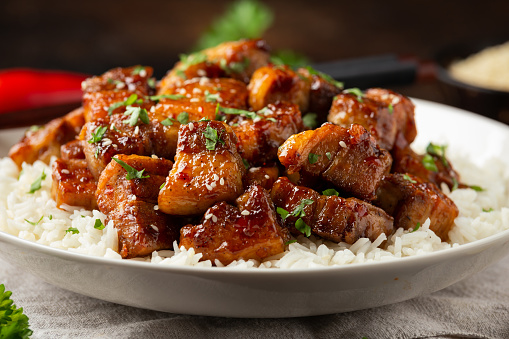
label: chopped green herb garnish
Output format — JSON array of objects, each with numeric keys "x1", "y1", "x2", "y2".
[
  {"x1": 177, "y1": 112, "x2": 189, "y2": 125},
  {"x1": 203, "y1": 125, "x2": 225, "y2": 151},
  {"x1": 161, "y1": 117, "x2": 176, "y2": 126},
  {"x1": 483, "y1": 208, "x2": 494, "y2": 212},
  {"x1": 175, "y1": 69, "x2": 186, "y2": 79},
  {"x1": 295, "y1": 218, "x2": 311, "y2": 237},
  {"x1": 277, "y1": 207, "x2": 289, "y2": 220},
  {"x1": 388, "y1": 103, "x2": 394, "y2": 114},
  {"x1": 410, "y1": 222, "x2": 421, "y2": 233},
  {"x1": 147, "y1": 78, "x2": 156, "y2": 89},
  {"x1": 28, "y1": 125, "x2": 42, "y2": 133},
  {"x1": 285, "y1": 239, "x2": 297, "y2": 245},
  {"x1": 291, "y1": 199, "x2": 314, "y2": 218},
  {"x1": 422, "y1": 154, "x2": 438, "y2": 172},
  {"x1": 325, "y1": 152, "x2": 332, "y2": 160},
  {"x1": 426, "y1": 143, "x2": 449, "y2": 167},
  {"x1": 148, "y1": 94, "x2": 185, "y2": 102},
  {"x1": 123, "y1": 106, "x2": 150, "y2": 126},
  {"x1": 177, "y1": 52, "x2": 208, "y2": 76},
  {"x1": 452, "y1": 177, "x2": 459, "y2": 191},
  {"x1": 469, "y1": 185, "x2": 484, "y2": 192},
  {"x1": 218, "y1": 105, "x2": 260, "y2": 120},
  {"x1": 107, "y1": 94, "x2": 143, "y2": 115},
  {"x1": 0, "y1": 284, "x2": 32, "y2": 339},
  {"x1": 49, "y1": 215, "x2": 53, "y2": 220},
  {"x1": 219, "y1": 57, "x2": 250, "y2": 75},
  {"x1": 24, "y1": 216, "x2": 43, "y2": 226},
  {"x1": 204, "y1": 90, "x2": 221, "y2": 103},
  {"x1": 344, "y1": 88, "x2": 364, "y2": 102},
  {"x1": 66, "y1": 227, "x2": 79, "y2": 234},
  {"x1": 304, "y1": 66, "x2": 343, "y2": 89},
  {"x1": 112, "y1": 157, "x2": 150, "y2": 180},
  {"x1": 88, "y1": 126, "x2": 108, "y2": 144},
  {"x1": 302, "y1": 113, "x2": 318, "y2": 129},
  {"x1": 403, "y1": 174, "x2": 417, "y2": 184},
  {"x1": 28, "y1": 171, "x2": 46, "y2": 194},
  {"x1": 132, "y1": 65, "x2": 146, "y2": 75},
  {"x1": 308, "y1": 153, "x2": 321, "y2": 164},
  {"x1": 322, "y1": 188, "x2": 339, "y2": 196},
  {"x1": 242, "y1": 158, "x2": 250, "y2": 169},
  {"x1": 93, "y1": 219, "x2": 105, "y2": 230},
  {"x1": 159, "y1": 182, "x2": 166, "y2": 190}
]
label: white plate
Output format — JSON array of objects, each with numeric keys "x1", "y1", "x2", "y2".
[{"x1": 1, "y1": 99, "x2": 509, "y2": 318}]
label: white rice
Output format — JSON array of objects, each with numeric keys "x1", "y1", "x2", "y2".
[{"x1": 1, "y1": 150, "x2": 508, "y2": 269}]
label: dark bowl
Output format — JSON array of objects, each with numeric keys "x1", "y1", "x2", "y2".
[{"x1": 435, "y1": 39, "x2": 509, "y2": 123}]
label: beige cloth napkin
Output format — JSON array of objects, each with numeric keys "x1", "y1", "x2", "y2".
[{"x1": 1, "y1": 254, "x2": 508, "y2": 339}]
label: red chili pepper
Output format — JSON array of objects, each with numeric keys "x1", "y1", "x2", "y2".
[{"x1": 0, "y1": 68, "x2": 89, "y2": 114}]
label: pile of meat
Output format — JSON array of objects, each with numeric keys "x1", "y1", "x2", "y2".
[{"x1": 9, "y1": 39, "x2": 462, "y2": 265}]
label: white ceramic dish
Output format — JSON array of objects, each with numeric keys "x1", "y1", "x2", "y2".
[{"x1": 1, "y1": 99, "x2": 509, "y2": 318}]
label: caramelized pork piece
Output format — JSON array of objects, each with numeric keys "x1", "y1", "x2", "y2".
[
  {"x1": 96, "y1": 154, "x2": 179, "y2": 258},
  {"x1": 243, "y1": 165, "x2": 279, "y2": 190},
  {"x1": 81, "y1": 65, "x2": 154, "y2": 94},
  {"x1": 159, "y1": 77, "x2": 248, "y2": 109},
  {"x1": 180, "y1": 184, "x2": 289, "y2": 265},
  {"x1": 373, "y1": 173, "x2": 458, "y2": 241},
  {"x1": 247, "y1": 64, "x2": 311, "y2": 112},
  {"x1": 391, "y1": 133, "x2": 461, "y2": 190},
  {"x1": 83, "y1": 89, "x2": 149, "y2": 122},
  {"x1": 278, "y1": 123, "x2": 392, "y2": 201},
  {"x1": 158, "y1": 120, "x2": 246, "y2": 215},
  {"x1": 9, "y1": 107, "x2": 85, "y2": 168},
  {"x1": 270, "y1": 177, "x2": 393, "y2": 243},
  {"x1": 60, "y1": 139, "x2": 85, "y2": 160},
  {"x1": 158, "y1": 39, "x2": 270, "y2": 92},
  {"x1": 51, "y1": 158, "x2": 97, "y2": 210},
  {"x1": 229, "y1": 102, "x2": 303, "y2": 165},
  {"x1": 328, "y1": 88, "x2": 416, "y2": 150},
  {"x1": 296, "y1": 67, "x2": 343, "y2": 120}
]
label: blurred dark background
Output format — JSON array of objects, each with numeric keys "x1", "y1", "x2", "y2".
[{"x1": 1, "y1": 0, "x2": 508, "y2": 114}]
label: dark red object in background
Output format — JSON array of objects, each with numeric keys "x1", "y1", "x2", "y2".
[{"x1": 0, "y1": 68, "x2": 88, "y2": 114}]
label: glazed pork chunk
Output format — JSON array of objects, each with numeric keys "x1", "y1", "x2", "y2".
[
  {"x1": 278, "y1": 123, "x2": 392, "y2": 201},
  {"x1": 373, "y1": 173, "x2": 458, "y2": 241},
  {"x1": 328, "y1": 88, "x2": 416, "y2": 151},
  {"x1": 242, "y1": 164, "x2": 279, "y2": 191},
  {"x1": 180, "y1": 184, "x2": 290, "y2": 265},
  {"x1": 270, "y1": 177, "x2": 393, "y2": 243},
  {"x1": 158, "y1": 120, "x2": 246, "y2": 216},
  {"x1": 228, "y1": 102, "x2": 303, "y2": 166},
  {"x1": 158, "y1": 39, "x2": 270, "y2": 93},
  {"x1": 391, "y1": 133, "x2": 462, "y2": 190},
  {"x1": 96, "y1": 154, "x2": 179, "y2": 259},
  {"x1": 9, "y1": 107, "x2": 85, "y2": 168}
]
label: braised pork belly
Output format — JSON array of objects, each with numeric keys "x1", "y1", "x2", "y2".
[{"x1": 8, "y1": 38, "x2": 463, "y2": 262}]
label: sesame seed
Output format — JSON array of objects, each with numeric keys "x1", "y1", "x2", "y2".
[
  {"x1": 210, "y1": 182, "x2": 217, "y2": 189},
  {"x1": 192, "y1": 88, "x2": 202, "y2": 94},
  {"x1": 139, "y1": 69, "x2": 147, "y2": 77},
  {"x1": 220, "y1": 178, "x2": 225, "y2": 185},
  {"x1": 190, "y1": 98, "x2": 199, "y2": 102},
  {"x1": 253, "y1": 117, "x2": 261, "y2": 123},
  {"x1": 151, "y1": 225, "x2": 159, "y2": 232},
  {"x1": 130, "y1": 194, "x2": 136, "y2": 201},
  {"x1": 213, "y1": 174, "x2": 219, "y2": 181},
  {"x1": 125, "y1": 77, "x2": 133, "y2": 83},
  {"x1": 264, "y1": 174, "x2": 270, "y2": 179},
  {"x1": 116, "y1": 82, "x2": 125, "y2": 89},
  {"x1": 211, "y1": 215, "x2": 218, "y2": 223},
  {"x1": 339, "y1": 141, "x2": 347, "y2": 148},
  {"x1": 205, "y1": 213, "x2": 213, "y2": 220},
  {"x1": 153, "y1": 205, "x2": 159, "y2": 210},
  {"x1": 198, "y1": 107, "x2": 203, "y2": 113},
  {"x1": 205, "y1": 184, "x2": 213, "y2": 190},
  {"x1": 127, "y1": 83, "x2": 136, "y2": 91},
  {"x1": 151, "y1": 154, "x2": 159, "y2": 159},
  {"x1": 110, "y1": 123, "x2": 116, "y2": 130},
  {"x1": 102, "y1": 138, "x2": 112, "y2": 146},
  {"x1": 134, "y1": 126, "x2": 140, "y2": 135},
  {"x1": 61, "y1": 169, "x2": 70, "y2": 174},
  {"x1": 197, "y1": 69, "x2": 206, "y2": 77},
  {"x1": 199, "y1": 77, "x2": 209, "y2": 86},
  {"x1": 241, "y1": 210, "x2": 250, "y2": 216},
  {"x1": 81, "y1": 81, "x2": 87, "y2": 91},
  {"x1": 188, "y1": 123, "x2": 194, "y2": 131},
  {"x1": 150, "y1": 106, "x2": 156, "y2": 113}
]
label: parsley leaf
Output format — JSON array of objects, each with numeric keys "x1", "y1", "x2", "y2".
[
  {"x1": 291, "y1": 199, "x2": 314, "y2": 218},
  {"x1": 388, "y1": 103, "x2": 394, "y2": 114},
  {"x1": 422, "y1": 154, "x2": 438, "y2": 172},
  {"x1": 302, "y1": 113, "x2": 318, "y2": 129},
  {"x1": 107, "y1": 94, "x2": 142, "y2": 115},
  {"x1": 0, "y1": 284, "x2": 32, "y2": 339},
  {"x1": 452, "y1": 177, "x2": 459, "y2": 191},
  {"x1": 276, "y1": 207, "x2": 289, "y2": 220},
  {"x1": 304, "y1": 66, "x2": 344, "y2": 89},
  {"x1": 177, "y1": 112, "x2": 189, "y2": 125},
  {"x1": 344, "y1": 88, "x2": 364, "y2": 102},
  {"x1": 203, "y1": 125, "x2": 225, "y2": 151},
  {"x1": 204, "y1": 90, "x2": 221, "y2": 103},
  {"x1": 28, "y1": 171, "x2": 46, "y2": 194},
  {"x1": 284, "y1": 239, "x2": 297, "y2": 245},
  {"x1": 295, "y1": 218, "x2": 312, "y2": 237},
  {"x1": 161, "y1": 117, "x2": 176, "y2": 126},
  {"x1": 66, "y1": 227, "x2": 79, "y2": 234},
  {"x1": 24, "y1": 216, "x2": 43, "y2": 226},
  {"x1": 308, "y1": 153, "x2": 321, "y2": 164},
  {"x1": 322, "y1": 188, "x2": 339, "y2": 196},
  {"x1": 219, "y1": 57, "x2": 250, "y2": 75},
  {"x1": 148, "y1": 94, "x2": 185, "y2": 103},
  {"x1": 410, "y1": 222, "x2": 421, "y2": 233},
  {"x1": 123, "y1": 106, "x2": 150, "y2": 126},
  {"x1": 469, "y1": 185, "x2": 485, "y2": 192},
  {"x1": 94, "y1": 219, "x2": 105, "y2": 230},
  {"x1": 242, "y1": 158, "x2": 250, "y2": 169},
  {"x1": 426, "y1": 142, "x2": 449, "y2": 167},
  {"x1": 112, "y1": 157, "x2": 150, "y2": 180},
  {"x1": 483, "y1": 208, "x2": 494, "y2": 212},
  {"x1": 88, "y1": 126, "x2": 108, "y2": 144},
  {"x1": 402, "y1": 174, "x2": 417, "y2": 184}
]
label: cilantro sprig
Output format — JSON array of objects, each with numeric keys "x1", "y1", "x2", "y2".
[
  {"x1": 88, "y1": 126, "x2": 107, "y2": 144},
  {"x1": 123, "y1": 106, "x2": 150, "y2": 126},
  {"x1": 343, "y1": 88, "x2": 364, "y2": 102},
  {"x1": 0, "y1": 284, "x2": 32, "y2": 339},
  {"x1": 276, "y1": 199, "x2": 314, "y2": 237},
  {"x1": 108, "y1": 94, "x2": 143, "y2": 115},
  {"x1": 28, "y1": 171, "x2": 46, "y2": 194},
  {"x1": 112, "y1": 157, "x2": 150, "y2": 180},
  {"x1": 303, "y1": 66, "x2": 344, "y2": 89},
  {"x1": 203, "y1": 125, "x2": 225, "y2": 151}
]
